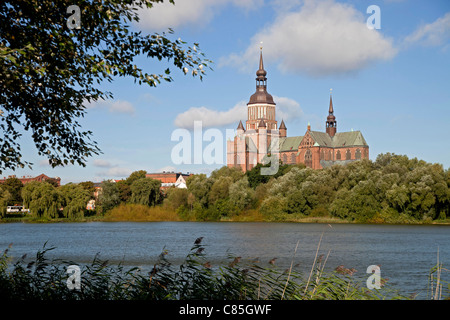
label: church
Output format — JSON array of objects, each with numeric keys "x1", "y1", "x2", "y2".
[{"x1": 226, "y1": 50, "x2": 369, "y2": 172}]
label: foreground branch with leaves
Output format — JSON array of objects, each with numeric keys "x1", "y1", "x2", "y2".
[{"x1": 0, "y1": 0, "x2": 211, "y2": 172}]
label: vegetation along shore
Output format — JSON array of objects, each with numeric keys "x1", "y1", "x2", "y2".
[{"x1": 0, "y1": 153, "x2": 449, "y2": 225}]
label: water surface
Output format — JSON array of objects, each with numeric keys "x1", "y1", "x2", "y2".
[{"x1": 1, "y1": 221, "x2": 448, "y2": 298}]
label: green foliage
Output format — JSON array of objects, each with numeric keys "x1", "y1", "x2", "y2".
[
  {"x1": 0, "y1": 0, "x2": 211, "y2": 172},
  {"x1": 98, "y1": 180, "x2": 120, "y2": 213},
  {"x1": 59, "y1": 183, "x2": 91, "y2": 219},
  {"x1": 0, "y1": 186, "x2": 12, "y2": 217},
  {"x1": 1, "y1": 177, "x2": 23, "y2": 205},
  {"x1": 130, "y1": 178, "x2": 161, "y2": 206},
  {"x1": 0, "y1": 240, "x2": 416, "y2": 300},
  {"x1": 21, "y1": 181, "x2": 61, "y2": 219}
]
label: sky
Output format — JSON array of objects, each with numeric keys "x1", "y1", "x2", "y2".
[{"x1": 6, "y1": 0, "x2": 450, "y2": 184}]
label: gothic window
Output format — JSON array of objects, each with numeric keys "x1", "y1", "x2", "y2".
[
  {"x1": 305, "y1": 149, "x2": 312, "y2": 168},
  {"x1": 356, "y1": 149, "x2": 361, "y2": 160},
  {"x1": 320, "y1": 150, "x2": 324, "y2": 160},
  {"x1": 282, "y1": 153, "x2": 288, "y2": 164},
  {"x1": 291, "y1": 153, "x2": 296, "y2": 164},
  {"x1": 336, "y1": 150, "x2": 341, "y2": 160},
  {"x1": 346, "y1": 149, "x2": 351, "y2": 160}
]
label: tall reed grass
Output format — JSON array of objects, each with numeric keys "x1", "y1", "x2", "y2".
[
  {"x1": 103, "y1": 204, "x2": 180, "y2": 222},
  {"x1": 1, "y1": 236, "x2": 437, "y2": 301}
]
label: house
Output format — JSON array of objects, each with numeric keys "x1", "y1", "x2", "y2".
[{"x1": 0, "y1": 173, "x2": 61, "y2": 186}]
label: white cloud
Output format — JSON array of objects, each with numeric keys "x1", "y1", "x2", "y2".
[
  {"x1": 274, "y1": 96, "x2": 303, "y2": 122},
  {"x1": 220, "y1": 0, "x2": 398, "y2": 76},
  {"x1": 174, "y1": 96, "x2": 302, "y2": 129},
  {"x1": 135, "y1": 0, "x2": 262, "y2": 31},
  {"x1": 174, "y1": 101, "x2": 247, "y2": 129},
  {"x1": 86, "y1": 98, "x2": 135, "y2": 115},
  {"x1": 403, "y1": 12, "x2": 450, "y2": 47},
  {"x1": 93, "y1": 159, "x2": 112, "y2": 168},
  {"x1": 97, "y1": 167, "x2": 133, "y2": 178}
]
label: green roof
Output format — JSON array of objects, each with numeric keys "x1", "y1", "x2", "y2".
[
  {"x1": 279, "y1": 136, "x2": 303, "y2": 152},
  {"x1": 309, "y1": 130, "x2": 368, "y2": 148}
]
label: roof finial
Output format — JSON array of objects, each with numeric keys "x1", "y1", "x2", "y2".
[
  {"x1": 260, "y1": 41, "x2": 263, "y2": 51},
  {"x1": 329, "y1": 89, "x2": 334, "y2": 114}
]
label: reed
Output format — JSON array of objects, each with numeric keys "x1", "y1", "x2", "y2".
[
  {"x1": 103, "y1": 204, "x2": 180, "y2": 222},
  {"x1": 0, "y1": 237, "x2": 425, "y2": 301}
]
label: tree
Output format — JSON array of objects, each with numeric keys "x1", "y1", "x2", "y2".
[
  {"x1": 59, "y1": 183, "x2": 91, "y2": 219},
  {"x1": 98, "y1": 180, "x2": 120, "y2": 212},
  {"x1": 0, "y1": 0, "x2": 211, "y2": 173},
  {"x1": 186, "y1": 174, "x2": 214, "y2": 208},
  {"x1": 0, "y1": 186, "x2": 12, "y2": 217},
  {"x1": 126, "y1": 170, "x2": 148, "y2": 185},
  {"x1": 116, "y1": 180, "x2": 132, "y2": 203},
  {"x1": 2, "y1": 176, "x2": 23, "y2": 205},
  {"x1": 165, "y1": 187, "x2": 189, "y2": 210},
  {"x1": 79, "y1": 181, "x2": 96, "y2": 198},
  {"x1": 130, "y1": 177, "x2": 161, "y2": 206},
  {"x1": 21, "y1": 181, "x2": 61, "y2": 218},
  {"x1": 229, "y1": 177, "x2": 255, "y2": 211}
]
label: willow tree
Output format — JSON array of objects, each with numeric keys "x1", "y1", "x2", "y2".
[
  {"x1": 21, "y1": 181, "x2": 61, "y2": 219},
  {"x1": 130, "y1": 177, "x2": 161, "y2": 206},
  {"x1": 0, "y1": 186, "x2": 12, "y2": 218},
  {"x1": 0, "y1": 0, "x2": 211, "y2": 173},
  {"x1": 59, "y1": 183, "x2": 91, "y2": 219}
]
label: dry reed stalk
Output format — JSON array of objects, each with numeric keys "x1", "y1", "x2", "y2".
[
  {"x1": 281, "y1": 239, "x2": 300, "y2": 300},
  {"x1": 310, "y1": 249, "x2": 331, "y2": 297},
  {"x1": 304, "y1": 231, "x2": 324, "y2": 296}
]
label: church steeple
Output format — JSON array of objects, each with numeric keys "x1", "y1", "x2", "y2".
[
  {"x1": 248, "y1": 47, "x2": 275, "y2": 106},
  {"x1": 326, "y1": 89, "x2": 337, "y2": 137},
  {"x1": 246, "y1": 46, "x2": 277, "y2": 131}
]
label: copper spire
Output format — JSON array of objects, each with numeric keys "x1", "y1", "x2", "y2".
[
  {"x1": 248, "y1": 48, "x2": 275, "y2": 105},
  {"x1": 326, "y1": 89, "x2": 337, "y2": 137},
  {"x1": 329, "y1": 89, "x2": 334, "y2": 114},
  {"x1": 256, "y1": 49, "x2": 267, "y2": 79}
]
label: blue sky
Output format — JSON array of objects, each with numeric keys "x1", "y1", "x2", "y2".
[{"x1": 8, "y1": 0, "x2": 450, "y2": 184}]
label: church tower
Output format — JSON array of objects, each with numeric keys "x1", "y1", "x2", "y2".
[
  {"x1": 246, "y1": 49, "x2": 277, "y2": 131},
  {"x1": 326, "y1": 90, "x2": 337, "y2": 137}
]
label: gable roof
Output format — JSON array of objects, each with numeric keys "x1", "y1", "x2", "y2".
[
  {"x1": 309, "y1": 130, "x2": 368, "y2": 148},
  {"x1": 279, "y1": 136, "x2": 303, "y2": 152}
]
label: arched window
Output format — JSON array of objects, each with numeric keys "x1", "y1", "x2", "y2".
[
  {"x1": 320, "y1": 150, "x2": 324, "y2": 160},
  {"x1": 336, "y1": 150, "x2": 341, "y2": 160},
  {"x1": 282, "y1": 153, "x2": 288, "y2": 164},
  {"x1": 355, "y1": 149, "x2": 361, "y2": 160},
  {"x1": 346, "y1": 149, "x2": 351, "y2": 160},
  {"x1": 291, "y1": 153, "x2": 296, "y2": 164},
  {"x1": 305, "y1": 149, "x2": 312, "y2": 168}
]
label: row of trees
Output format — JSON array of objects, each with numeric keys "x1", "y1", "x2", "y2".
[
  {"x1": 0, "y1": 170, "x2": 162, "y2": 219},
  {"x1": 1, "y1": 153, "x2": 449, "y2": 223},
  {"x1": 162, "y1": 153, "x2": 450, "y2": 223}
]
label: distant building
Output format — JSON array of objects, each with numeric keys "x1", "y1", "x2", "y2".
[
  {"x1": 227, "y1": 50, "x2": 369, "y2": 171},
  {"x1": 0, "y1": 174, "x2": 61, "y2": 186},
  {"x1": 146, "y1": 172, "x2": 192, "y2": 190}
]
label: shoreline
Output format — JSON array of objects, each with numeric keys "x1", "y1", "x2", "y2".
[{"x1": 2, "y1": 214, "x2": 450, "y2": 226}]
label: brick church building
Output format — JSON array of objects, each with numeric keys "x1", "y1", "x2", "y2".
[{"x1": 227, "y1": 50, "x2": 369, "y2": 172}]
